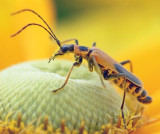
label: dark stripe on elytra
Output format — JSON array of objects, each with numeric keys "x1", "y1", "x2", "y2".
[{"x1": 114, "y1": 63, "x2": 142, "y2": 86}]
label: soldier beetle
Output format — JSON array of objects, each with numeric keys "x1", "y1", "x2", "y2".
[{"x1": 11, "y1": 9, "x2": 152, "y2": 128}]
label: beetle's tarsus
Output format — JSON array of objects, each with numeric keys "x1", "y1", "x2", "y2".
[
  {"x1": 52, "y1": 87, "x2": 63, "y2": 93},
  {"x1": 121, "y1": 110, "x2": 126, "y2": 129},
  {"x1": 52, "y1": 89, "x2": 58, "y2": 93}
]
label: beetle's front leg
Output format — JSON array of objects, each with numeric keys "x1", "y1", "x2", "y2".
[
  {"x1": 52, "y1": 62, "x2": 81, "y2": 93},
  {"x1": 52, "y1": 56, "x2": 82, "y2": 93}
]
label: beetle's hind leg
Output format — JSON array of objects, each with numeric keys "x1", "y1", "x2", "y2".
[
  {"x1": 105, "y1": 73, "x2": 127, "y2": 128},
  {"x1": 120, "y1": 60, "x2": 133, "y2": 72}
]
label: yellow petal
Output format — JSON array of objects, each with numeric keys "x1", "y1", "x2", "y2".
[
  {"x1": 133, "y1": 90, "x2": 160, "y2": 134},
  {"x1": 0, "y1": 0, "x2": 55, "y2": 70},
  {"x1": 133, "y1": 121, "x2": 160, "y2": 134},
  {"x1": 143, "y1": 90, "x2": 160, "y2": 117}
]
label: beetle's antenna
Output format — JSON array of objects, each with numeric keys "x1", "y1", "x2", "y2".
[
  {"x1": 11, "y1": 23, "x2": 61, "y2": 47},
  {"x1": 11, "y1": 9, "x2": 61, "y2": 48},
  {"x1": 11, "y1": 9, "x2": 57, "y2": 39}
]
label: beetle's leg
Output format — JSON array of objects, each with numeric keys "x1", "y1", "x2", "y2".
[
  {"x1": 121, "y1": 81, "x2": 127, "y2": 129},
  {"x1": 92, "y1": 42, "x2": 96, "y2": 47},
  {"x1": 120, "y1": 60, "x2": 133, "y2": 72},
  {"x1": 91, "y1": 55, "x2": 106, "y2": 88},
  {"x1": 87, "y1": 59, "x2": 93, "y2": 72},
  {"x1": 60, "y1": 39, "x2": 78, "y2": 45},
  {"x1": 52, "y1": 56, "x2": 82, "y2": 93},
  {"x1": 52, "y1": 61, "x2": 82, "y2": 93},
  {"x1": 105, "y1": 73, "x2": 127, "y2": 128}
]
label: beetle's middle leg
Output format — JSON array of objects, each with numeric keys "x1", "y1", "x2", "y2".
[
  {"x1": 52, "y1": 57, "x2": 82, "y2": 93},
  {"x1": 91, "y1": 55, "x2": 106, "y2": 88},
  {"x1": 120, "y1": 60, "x2": 133, "y2": 72}
]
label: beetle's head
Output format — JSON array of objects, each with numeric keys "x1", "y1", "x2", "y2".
[
  {"x1": 49, "y1": 44, "x2": 74, "y2": 63},
  {"x1": 10, "y1": 9, "x2": 76, "y2": 63}
]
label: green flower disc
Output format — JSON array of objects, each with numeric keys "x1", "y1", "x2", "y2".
[{"x1": 0, "y1": 60, "x2": 127, "y2": 132}]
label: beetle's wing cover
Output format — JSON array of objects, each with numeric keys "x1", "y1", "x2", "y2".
[
  {"x1": 90, "y1": 48, "x2": 142, "y2": 86},
  {"x1": 114, "y1": 64, "x2": 142, "y2": 86},
  {"x1": 90, "y1": 48, "x2": 118, "y2": 72}
]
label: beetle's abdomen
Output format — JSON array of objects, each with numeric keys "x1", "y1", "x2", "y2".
[
  {"x1": 102, "y1": 69, "x2": 152, "y2": 104},
  {"x1": 113, "y1": 78, "x2": 152, "y2": 104},
  {"x1": 137, "y1": 90, "x2": 152, "y2": 103}
]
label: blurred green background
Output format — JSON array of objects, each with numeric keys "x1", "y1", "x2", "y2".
[{"x1": 55, "y1": 0, "x2": 160, "y2": 55}]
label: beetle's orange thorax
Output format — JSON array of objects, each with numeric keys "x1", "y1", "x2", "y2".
[{"x1": 74, "y1": 45, "x2": 89, "y2": 58}]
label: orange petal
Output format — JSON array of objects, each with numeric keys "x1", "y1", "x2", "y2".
[
  {"x1": 133, "y1": 90, "x2": 160, "y2": 133},
  {"x1": 143, "y1": 89, "x2": 160, "y2": 117},
  {"x1": 117, "y1": 43, "x2": 160, "y2": 95},
  {"x1": 133, "y1": 121, "x2": 160, "y2": 134}
]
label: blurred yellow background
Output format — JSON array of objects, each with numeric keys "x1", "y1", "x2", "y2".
[
  {"x1": 0, "y1": 0, "x2": 55, "y2": 69},
  {"x1": 0, "y1": 0, "x2": 160, "y2": 114}
]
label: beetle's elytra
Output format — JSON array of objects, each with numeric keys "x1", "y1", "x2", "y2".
[{"x1": 11, "y1": 9, "x2": 152, "y2": 129}]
